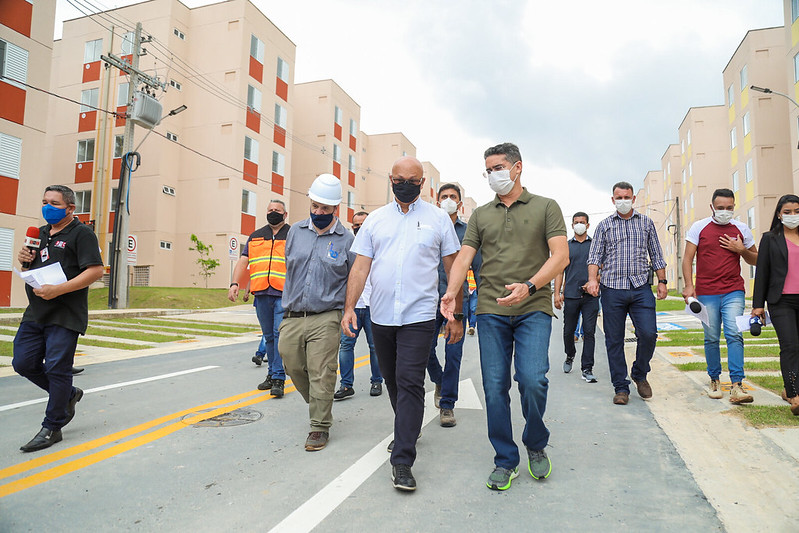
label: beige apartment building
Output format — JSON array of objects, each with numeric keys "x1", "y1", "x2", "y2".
[
  {"x1": 358, "y1": 132, "x2": 417, "y2": 212},
  {"x1": 783, "y1": 0, "x2": 799, "y2": 193},
  {"x1": 0, "y1": 0, "x2": 57, "y2": 307},
  {"x1": 47, "y1": 0, "x2": 296, "y2": 290},
  {"x1": 659, "y1": 144, "x2": 684, "y2": 290},
  {"x1": 421, "y1": 161, "x2": 440, "y2": 203},
  {"x1": 723, "y1": 26, "x2": 792, "y2": 291}
]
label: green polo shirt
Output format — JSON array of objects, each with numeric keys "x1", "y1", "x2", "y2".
[{"x1": 462, "y1": 188, "x2": 566, "y2": 317}]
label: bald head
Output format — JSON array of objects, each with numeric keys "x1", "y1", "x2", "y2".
[{"x1": 391, "y1": 156, "x2": 423, "y2": 178}]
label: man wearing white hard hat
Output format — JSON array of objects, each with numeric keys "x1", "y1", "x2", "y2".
[{"x1": 278, "y1": 174, "x2": 355, "y2": 452}]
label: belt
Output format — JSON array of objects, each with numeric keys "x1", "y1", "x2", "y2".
[{"x1": 284, "y1": 310, "x2": 322, "y2": 318}]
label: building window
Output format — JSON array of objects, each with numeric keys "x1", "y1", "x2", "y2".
[
  {"x1": 244, "y1": 136, "x2": 259, "y2": 163},
  {"x1": 686, "y1": 129, "x2": 691, "y2": 146},
  {"x1": 84, "y1": 38, "x2": 102, "y2": 63},
  {"x1": 333, "y1": 144, "x2": 341, "y2": 163},
  {"x1": 730, "y1": 128, "x2": 737, "y2": 149},
  {"x1": 250, "y1": 35, "x2": 264, "y2": 62},
  {"x1": 0, "y1": 132, "x2": 22, "y2": 179},
  {"x1": 349, "y1": 118, "x2": 357, "y2": 136},
  {"x1": 277, "y1": 57, "x2": 289, "y2": 82},
  {"x1": 173, "y1": 28, "x2": 185, "y2": 40},
  {"x1": 681, "y1": 169, "x2": 686, "y2": 183},
  {"x1": 793, "y1": 0, "x2": 799, "y2": 22},
  {"x1": 274, "y1": 103, "x2": 287, "y2": 128},
  {"x1": 166, "y1": 132, "x2": 178, "y2": 142},
  {"x1": 75, "y1": 190, "x2": 91, "y2": 214},
  {"x1": 114, "y1": 134, "x2": 124, "y2": 158},
  {"x1": 247, "y1": 84, "x2": 262, "y2": 112},
  {"x1": 169, "y1": 79, "x2": 181, "y2": 91},
  {"x1": 121, "y1": 32, "x2": 135, "y2": 55},
  {"x1": 727, "y1": 85, "x2": 734, "y2": 107},
  {"x1": 745, "y1": 159, "x2": 754, "y2": 182},
  {"x1": 0, "y1": 227, "x2": 14, "y2": 271},
  {"x1": 159, "y1": 241, "x2": 172, "y2": 250},
  {"x1": 348, "y1": 154, "x2": 356, "y2": 172},
  {"x1": 0, "y1": 39, "x2": 28, "y2": 89},
  {"x1": 117, "y1": 83, "x2": 129, "y2": 107},
  {"x1": 77, "y1": 139, "x2": 95, "y2": 163},
  {"x1": 334, "y1": 106, "x2": 342, "y2": 126},
  {"x1": 740, "y1": 64, "x2": 748, "y2": 91},
  {"x1": 688, "y1": 161, "x2": 692, "y2": 177},
  {"x1": 347, "y1": 191, "x2": 355, "y2": 209},
  {"x1": 689, "y1": 193, "x2": 694, "y2": 208},
  {"x1": 680, "y1": 139, "x2": 684, "y2": 154},
  {"x1": 732, "y1": 170, "x2": 739, "y2": 192},
  {"x1": 111, "y1": 187, "x2": 119, "y2": 209},
  {"x1": 272, "y1": 151, "x2": 285, "y2": 175},
  {"x1": 742, "y1": 112, "x2": 751, "y2": 136},
  {"x1": 747, "y1": 207, "x2": 755, "y2": 230},
  {"x1": 80, "y1": 88, "x2": 99, "y2": 112},
  {"x1": 242, "y1": 189, "x2": 256, "y2": 215}
]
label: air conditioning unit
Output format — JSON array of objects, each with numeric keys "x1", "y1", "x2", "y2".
[{"x1": 130, "y1": 91, "x2": 163, "y2": 129}]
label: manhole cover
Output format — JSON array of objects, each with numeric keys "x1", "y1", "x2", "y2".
[{"x1": 181, "y1": 408, "x2": 263, "y2": 427}]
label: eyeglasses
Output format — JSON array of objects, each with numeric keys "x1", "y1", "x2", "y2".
[{"x1": 390, "y1": 177, "x2": 422, "y2": 186}]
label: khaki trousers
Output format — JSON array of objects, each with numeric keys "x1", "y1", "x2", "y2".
[{"x1": 278, "y1": 310, "x2": 342, "y2": 432}]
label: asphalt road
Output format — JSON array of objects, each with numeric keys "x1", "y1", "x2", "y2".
[{"x1": 0, "y1": 319, "x2": 721, "y2": 532}]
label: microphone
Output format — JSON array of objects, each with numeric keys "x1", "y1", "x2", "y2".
[
  {"x1": 22, "y1": 227, "x2": 40, "y2": 269},
  {"x1": 749, "y1": 316, "x2": 762, "y2": 337},
  {"x1": 686, "y1": 297, "x2": 702, "y2": 314}
]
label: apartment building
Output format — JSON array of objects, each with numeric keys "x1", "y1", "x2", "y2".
[
  {"x1": 421, "y1": 161, "x2": 440, "y2": 203},
  {"x1": 783, "y1": 0, "x2": 799, "y2": 193},
  {"x1": 723, "y1": 27, "x2": 792, "y2": 291},
  {"x1": 659, "y1": 144, "x2": 683, "y2": 290},
  {"x1": 358, "y1": 132, "x2": 417, "y2": 212},
  {"x1": 48, "y1": 0, "x2": 295, "y2": 289},
  {"x1": 0, "y1": 0, "x2": 56, "y2": 307}
]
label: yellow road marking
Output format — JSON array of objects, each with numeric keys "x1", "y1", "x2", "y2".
[{"x1": 0, "y1": 355, "x2": 372, "y2": 498}]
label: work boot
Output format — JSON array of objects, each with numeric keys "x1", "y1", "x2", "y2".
[
  {"x1": 729, "y1": 382, "x2": 753, "y2": 404},
  {"x1": 270, "y1": 379, "x2": 285, "y2": 398},
  {"x1": 708, "y1": 379, "x2": 723, "y2": 399},
  {"x1": 439, "y1": 408, "x2": 456, "y2": 427},
  {"x1": 257, "y1": 374, "x2": 273, "y2": 391}
]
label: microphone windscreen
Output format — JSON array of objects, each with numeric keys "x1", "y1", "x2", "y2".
[{"x1": 26, "y1": 226, "x2": 39, "y2": 238}]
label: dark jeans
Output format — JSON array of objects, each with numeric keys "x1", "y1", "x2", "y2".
[
  {"x1": 338, "y1": 306, "x2": 382, "y2": 387},
  {"x1": 563, "y1": 296, "x2": 599, "y2": 370},
  {"x1": 254, "y1": 294, "x2": 285, "y2": 379},
  {"x1": 770, "y1": 294, "x2": 799, "y2": 398},
  {"x1": 600, "y1": 284, "x2": 658, "y2": 393},
  {"x1": 13, "y1": 322, "x2": 80, "y2": 431},
  {"x1": 427, "y1": 309, "x2": 466, "y2": 409},
  {"x1": 371, "y1": 320, "x2": 436, "y2": 467}
]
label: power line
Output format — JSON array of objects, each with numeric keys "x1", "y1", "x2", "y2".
[{"x1": 0, "y1": 74, "x2": 123, "y2": 117}]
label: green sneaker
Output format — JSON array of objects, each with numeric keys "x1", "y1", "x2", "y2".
[
  {"x1": 527, "y1": 448, "x2": 551, "y2": 480},
  {"x1": 486, "y1": 466, "x2": 519, "y2": 491}
]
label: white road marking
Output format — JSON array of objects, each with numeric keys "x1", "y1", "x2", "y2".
[
  {"x1": 0, "y1": 366, "x2": 219, "y2": 412},
  {"x1": 269, "y1": 379, "x2": 483, "y2": 533}
]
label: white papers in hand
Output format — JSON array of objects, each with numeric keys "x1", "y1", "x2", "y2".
[
  {"x1": 735, "y1": 313, "x2": 772, "y2": 333},
  {"x1": 13, "y1": 262, "x2": 68, "y2": 289},
  {"x1": 684, "y1": 301, "x2": 710, "y2": 326}
]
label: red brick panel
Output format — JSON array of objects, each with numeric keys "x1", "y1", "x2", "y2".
[
  {"x1": 271, "y1": 172, "x2": 283, "y2": 195},
  {"x1": 115, "y1": 106, "x2": 126, "y2": 127},
  {"x1": 276, "y1": 77, "x2": 288, "y2": 102},
  {"x1": 120, "y1": 54, "x2": 133, "y2": 73},
  {"x1": 0, "y1": 176, "x2": 19, "y2": 215},
  {"x1": 273, "y1": 125, "x2": 286, "y2": 148},
  {"x1": 249, "y1": 56, "x2": 263, "y2": 83},
  {"x1": 0, "y1": 271, "x2": 11, "y2": 307},
  {"x1": 75, "y1": 162, "x2": 93, "y2": 183},
  {"x1": 78, "y1": 110, "x2": 97, "y2": 132},
  {"x1": 0, "y1": 81, "x2": 26, "y2": 125},
  {"x1": 349, "y1": 135, "x2": 356, "y2": 151},
  {"x1": 348, "y1": 171, "x2": 355, "y2": 187},
  {"x1": 246, "y1": 108, "x2": 261, "y2": 133},
  {"x1": 112, "y1": 158, "x2": 122, "y2": 179},
  {"x1": 243, "y1": 159, "x2": 258, "y2": 184},
  {"x1": 334, "y1": 123, "x2": 342, "y2": 141},
  {"x1": 76, "y1": 213, "x2": 91, "y2": 223},
  {"x1": 241, "y1": 213, "x2": 256, "y2": 235},
  {"x1": 332, "y1": 161, "x2": 341, "y2": 179},
  {"x1": 347, "y1": 208, "x2": 354, "y2": 223},
  {"x1": 0, "y1": 0, "x2": 32, "y2": 37},
  {"x1": 83, "y1": 61, "x2": 101, "y2": 83},
  {"x1": 108, "y1": 211, "x2": 115, "y2": 233}
]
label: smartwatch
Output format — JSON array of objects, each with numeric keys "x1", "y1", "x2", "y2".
[
  {"x1": 230, "y1": 282, "x2": 239, "y2": 288},
  {"x1": 524, "y1": 281, "x2": 537, "y2": 296},
  {"x1": 453, "y1": 313, "x2": 465, "y2": 321}
]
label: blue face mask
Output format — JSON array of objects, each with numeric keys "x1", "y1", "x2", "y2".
[
  {"x1": 42, "y1": 204, "x2": 67, "y2": 225},
  {"x1": 310, "y1": 211, "x2": 334, "y2": 230}
]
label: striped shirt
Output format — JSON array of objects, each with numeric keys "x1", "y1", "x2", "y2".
[{"x1": 587, "y1": 210, "x2": 667, "y2": 290}]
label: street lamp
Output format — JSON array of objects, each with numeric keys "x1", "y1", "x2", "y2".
[{"x1": 750, "y1": 85, "x2": 799, "y2": 149}]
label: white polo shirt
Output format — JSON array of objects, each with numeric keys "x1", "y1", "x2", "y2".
[{"x1": 351, "y1": 198, "x2": 461, "y2": 326}]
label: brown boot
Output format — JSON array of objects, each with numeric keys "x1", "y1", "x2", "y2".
[{"x1": 789, "y1": 396, "x2": 799, "y2": 416}]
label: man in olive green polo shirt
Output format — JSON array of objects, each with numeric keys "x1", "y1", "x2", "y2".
[{"x1": 442, "y1": 142, "x2": 569, "y2": 492}]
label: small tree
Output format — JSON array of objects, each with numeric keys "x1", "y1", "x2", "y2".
[{"x1": 189, "y1": 234, "x2": 220, "y2": 288}]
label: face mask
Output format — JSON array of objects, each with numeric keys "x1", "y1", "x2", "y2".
[
  {"x1": 782, "y1": 214, "x2": 799, "y2": 229},
  {"x1": 352, "y1": 226, "x2": 361, "y2": 235},
  {"x1": 310, "y1": 211, "x2": 334, "y2": 230},
  {"x1": 392, "y1": 180, "x2": 421, "y2": 203},
  {"x1": 267, "y1": 211, "x2": 285, "y2": 226},
  {"x1": 42, "y1": 204, "x2": 67, "y2": 225},
  {"x1": 573, "y1": 223, "x2": 587, "y2": 235},
  {"x1": 614, "y1": 199, "x2": 633, "y2": 215},
  {"x1": 485, "y1": 165, "x2": 517, "y2": 196},
  {"x1": 439, "y1": 198, "x2": 458, "y2": 215},
  {"x1": 712, "y1": 209, "x2": 734, "y2": 225}
]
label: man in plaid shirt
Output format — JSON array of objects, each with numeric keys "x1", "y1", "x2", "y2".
[{"x1": 586, "y1": 181, "x2": 667, "y2": 405}]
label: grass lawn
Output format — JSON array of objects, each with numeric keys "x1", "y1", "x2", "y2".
[
  {"x1": 114, "y1": 318, "x2": 254, "y2": 334},
  {"x1": 88, "y1": 287, "x2": 244, "y2": 311},
  {"x1": 0, "y1": 308, "x2": 24, "y2": 314},
  {"x1": 92, "y1": 321, "x2": 238, "y2": 338},
  {"x1": 721, "y1": 345, "x2": 780, "y2": 358},
  {"x1": 658, "y1": 329, "x2": 778, "y2": 347},
  {"x1": 78, "y1": 338, "x2": 152, "y2": 350},
  {"x1": 747, "y1": 375, "x2": 786, "y2": 395},
  {"x1": 84, "y1": 326, "x2": 189, "y2": 343},
  {"x1": 674, "y1": 360, "x2": 782, "y2": 372},
  {"x1": 656, "y1": 299, "x2": 688, "y2": 312},
  {"x1": 732, "y1": 405, "x2": 799, "y2": 428},
  {"x1": 0, "y1": 340, "x2": 12, "y2": 357}
]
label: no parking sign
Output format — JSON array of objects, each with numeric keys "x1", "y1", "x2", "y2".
[{"x1": 229, "y1": 236, "x2": 239, "y2": 260}]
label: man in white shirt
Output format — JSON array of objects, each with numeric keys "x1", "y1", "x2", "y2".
[{"x1": 343, "y1": 156, "x2": 462, "y2": 492}]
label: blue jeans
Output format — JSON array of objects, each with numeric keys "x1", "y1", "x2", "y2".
[
  {"x1": 254, "y1": 294, "x2": 285, "y2": 379},
  {"x1": 600, "y1": 284, "x2": 658, "y2": 393},
  {"x1": 477, "y1": 312, "x2": 552, "y2": 470},
  {"x1": 13, "y1": 322, "x2": 80, "y2": 431},
  {"x1": 697, "y1": 291, "x2": 745, "y2": 383},
  {"x1": 467, "y1": 291, "x2": 478, "y2": 328},
  {"x1": 427, "y1": 309, "x2": 466, "y2": 409},
  {"x1": 338, "y1": 307, "x2": 382, "y2": 387}
]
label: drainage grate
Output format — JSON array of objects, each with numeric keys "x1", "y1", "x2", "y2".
[{"x1": 181, "y1": 408, "x2": 263, "y2": 427}]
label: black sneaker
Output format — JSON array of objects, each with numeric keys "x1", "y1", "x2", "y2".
[
  {"x1": 370, "y1": 382, "x2": 383, "y2": 396},
  {"x1": 270, "y1": 379, "x2": 284, "y2": 398},
  {"x1": 252, "y1": 355, "x2": 263, "y2": 366},
  {"x1": 257, "y1": 375, "x2": 273, "y2": 390},
  {"x1": 391, "y1": 464, "x2": 416, "y2": 491},
  {"x1": 333, "y1": 386, "x2": 355, "y2": 400}
]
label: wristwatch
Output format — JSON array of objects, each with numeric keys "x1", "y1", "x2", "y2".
[
  {"x1": 524, "y1": 281, "x2": 537, "y2": 296},
  {"x1": 658, "y1": 279, "x2": 668, "y2": 285},
  {"x1": 453, "y1": 313, "x2": 465, "y2": 320},
  {"x1": 230, "y1": 282, "x2": 239, "y2": 288}
]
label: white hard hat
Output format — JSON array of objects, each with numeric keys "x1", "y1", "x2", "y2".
[{"x1": 308, "y1": 173, "x2": 342, "y2": 206}]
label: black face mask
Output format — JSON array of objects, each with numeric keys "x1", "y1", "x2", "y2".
[
  {"x1": 310, "y1": 211, "x2": 334, "y2": 229},
  {"x1": 352, "y1": 226, "x2": 361, "y2": 235},
  {"x1": 392, "y1": 180, "x2": 421, "y2": 203},
  {"x1": 267, "y1": 211, "x2": 284, "y2": 226}
]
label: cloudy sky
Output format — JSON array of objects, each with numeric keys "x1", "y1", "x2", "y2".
[{"x1": 56, "y1": 0, "x2": 785, "y2": 224}]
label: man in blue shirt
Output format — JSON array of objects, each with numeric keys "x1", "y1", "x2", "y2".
[{"x1": 554, "y1": 212, "x2": 599, "y2": 383}]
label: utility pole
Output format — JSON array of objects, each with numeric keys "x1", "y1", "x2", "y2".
[
  {"x1": 93, "y1": 26, "x2": 115, "y2": 244},
  {"x1": 101, "y1": 23, "x2": 164, "y2": 308},
  {"x1": 674, "y1": 196, "x2": 683, "y2": 293}
]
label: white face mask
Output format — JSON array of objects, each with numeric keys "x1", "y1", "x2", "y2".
[
  {"x1": 573, "y1": 223, "x2": 587, "y2": 235},
  {"x1": 782, "y1": 214, "x2": 799, "y2": 229},
  {"x1": 712, "y1": 209, "x2": 734, "y2": 225},
  {"x1": 484, "y1": 164, "x2": 518, "y2": 196},
  {"x1": 439, "y1": 198, "x2": 458, "y2": 215},
  {"x1": 614, "y1": 199, "x2": 633, "y2": 215}
]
